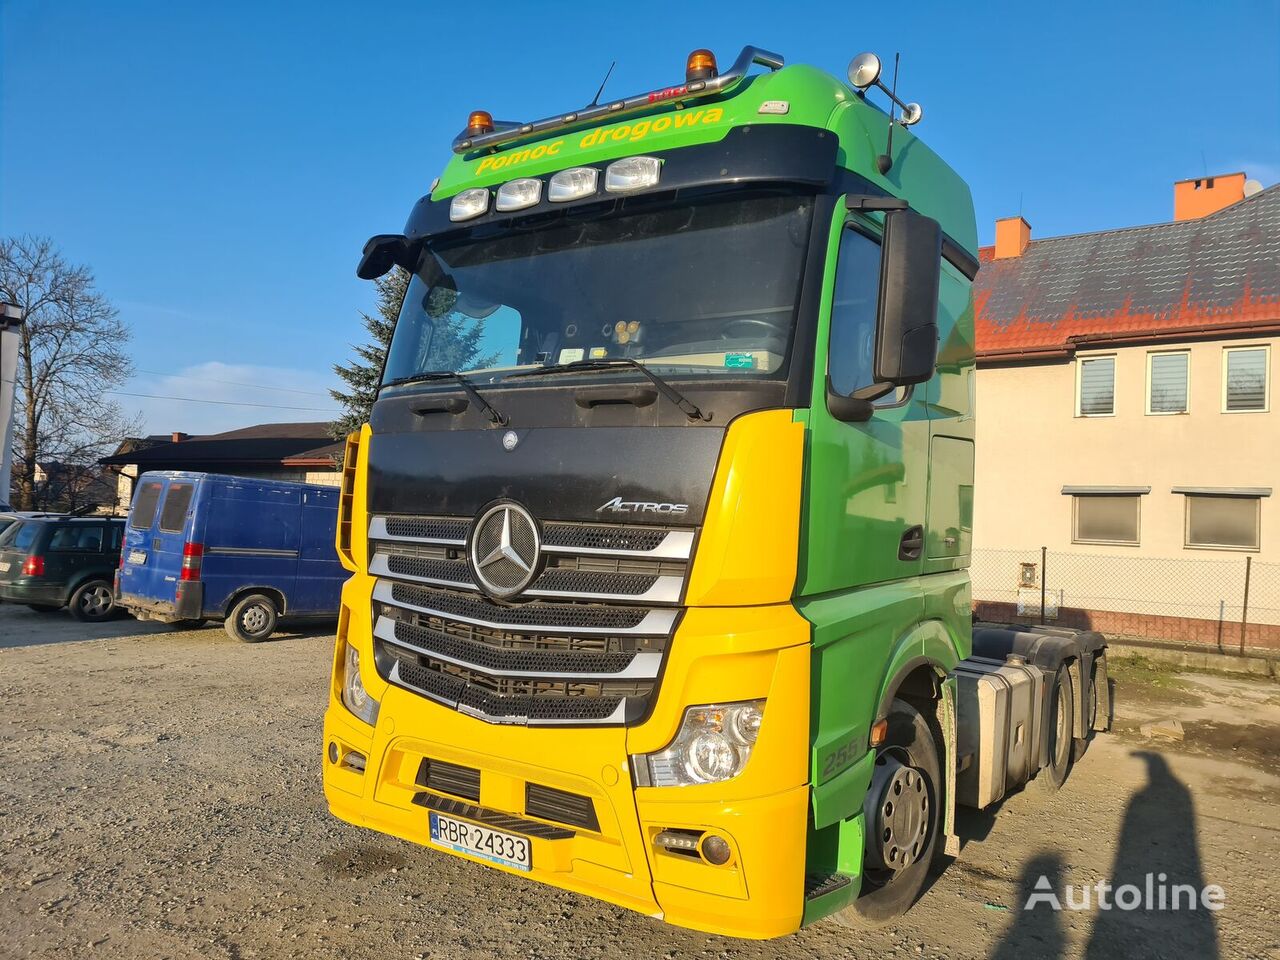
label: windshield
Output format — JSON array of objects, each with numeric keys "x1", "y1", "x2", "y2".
[{"x1": 382, "y1": 190, "x2": 814, "y2": 388}]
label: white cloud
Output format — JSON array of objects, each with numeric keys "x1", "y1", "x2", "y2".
[{"x1": 113, "y1": 361, "x2": 343, "y2": 437}]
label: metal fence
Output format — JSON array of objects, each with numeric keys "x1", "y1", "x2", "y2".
[{"x1": 970, "y1": 547, "x2": 1280, "y2": 654}]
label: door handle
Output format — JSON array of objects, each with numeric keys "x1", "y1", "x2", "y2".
[{"x1": 898, "y1": 525, "x2": 924, "y2": 562}]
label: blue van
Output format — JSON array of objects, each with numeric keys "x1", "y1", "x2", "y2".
[{"x1": 117, "y1": 471, "x2": 346, "y2": 641}]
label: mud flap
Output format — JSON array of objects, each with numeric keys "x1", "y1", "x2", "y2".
[{"x1": 940, "y1": 675, "x2": 959, "y2": 857}]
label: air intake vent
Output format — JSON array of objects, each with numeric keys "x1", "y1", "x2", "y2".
[
  {"x1": 416, "y1": 757, "x2": 481, "y2": 803},
  {"x1": 525, "y1": 783, "x2": 600, "y2": 832}
]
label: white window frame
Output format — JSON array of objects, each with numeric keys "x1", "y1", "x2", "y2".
[
  {"x1": 1221, "y1": 344, "x2": 1270, "y2": 414},
  {"x1": 1075, "y1": 353, "x2": 1117, "y2": 418},
  {"x1": 1182, "y1": 494, "x2": 1261, "y2": 552},
  {"x1": 1145, "y1": 349, "x2": 1190, "y2": 416}
]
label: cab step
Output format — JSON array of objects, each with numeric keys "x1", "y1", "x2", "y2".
[{"x1": 804, "y1": 872, "x2": 853, "y2": 900}]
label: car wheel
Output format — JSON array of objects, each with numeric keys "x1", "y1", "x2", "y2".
[
  {"x1": 224, "y1": 594, "x2": 278, "y2": 643},
  {"x1": 69, "y1": 580, "x2": 117, "y2": 623},
  {"x1": 832, "y1": 699, "x2": 942, "y2": 927},
  {"x1": 1032, "y1": 664, "x2": 1075, "y2": 795},
  {"x1": 26, "y1": 603, "x2": 61, "y2": 613}
]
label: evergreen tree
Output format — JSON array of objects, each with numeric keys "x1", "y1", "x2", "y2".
[
  {"x1": 329, "y1": 267, "x2": 405, "y2": 439},
  {"x1": 329, "y1": 266, "x2": 500, "y2": 438}
]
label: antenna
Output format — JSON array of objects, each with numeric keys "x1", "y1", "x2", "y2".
[
  {"x1": 875, "y1": 53, "x2": 901, "y2": 175},
  {"x1": 588, "y1": 61, "x2": 617, "y2": 108},
  {"x1": 847, "y1": 51, "x2": 923, "y2": 177}
]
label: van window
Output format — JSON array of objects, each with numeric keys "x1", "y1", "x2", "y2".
[
  {"x1": 159, "y1": 483, "x2": 196, "y2": 533},
  {"x1": 132, "y1": 482, "x2": 164, "y2": 529}
]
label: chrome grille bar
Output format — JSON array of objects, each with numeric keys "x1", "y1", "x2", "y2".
[
  {"x1": 372, "y1": 579, "x2": 679, "y2": 636},
  {"x1": 374, "y1": 616, "x2": 663, "y2": 680}
]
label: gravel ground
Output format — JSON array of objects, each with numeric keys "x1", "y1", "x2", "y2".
[{"x1": 1, "y1": 603, "x2": 1278, "y2": 960}]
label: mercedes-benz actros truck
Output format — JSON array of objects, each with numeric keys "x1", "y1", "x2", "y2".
[{"x1": 322, "y1": 45, "x2": 1111, "y2": 938}]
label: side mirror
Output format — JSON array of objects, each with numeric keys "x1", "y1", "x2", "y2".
[
  {"x1": 357, "y1": 234, "x2": 417, "y2": 280},
  {"x1": 874, "y1": 208, "x2": 942, "y2": 386}
]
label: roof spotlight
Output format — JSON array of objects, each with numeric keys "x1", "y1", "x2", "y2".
[
  {"x1": 900, "y1": 102, "x2": 923, "y2": 126},
  {"x1": 847, "y1": 52, "x2": 882, "y2": 89}
]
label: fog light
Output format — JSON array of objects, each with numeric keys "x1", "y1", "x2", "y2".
[
  {"x1": 341, "y1": 750, "x2": 367, "y2": 773},
  {"x1": 449, "y1": 187, "x2": 489, "y2": 221},
  {"x1": 548, "y1": 166, "x2": 598, "y2": 202},
  {"x1": 327, "y1": 741, "x2": 339, "y2": 764},
  {"x1": 496, "y1": 177, "x2": 542, "y2": 211},
  {"x1": 341, "y1": 644, "x2": 380, "y2": 726},
  {"x1": 604, "y1": 156, "x2": 661, "y2": 194},
  {"x1": 654, "y1": 829, "x2": 702, "y2": 853},
  {"x1": 701, "y1": 834, "x2": 732, "y2": 865}
]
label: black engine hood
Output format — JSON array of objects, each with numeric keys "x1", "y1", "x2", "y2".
[{"x1": 365, "y1": 380, "x2": 786, "y2": 525}]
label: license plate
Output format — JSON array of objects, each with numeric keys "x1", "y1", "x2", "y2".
[
  {"x1": 0, "y1": 561, "x2": 9, "y2": 572},
  {"x1": 128, "y1": 549, "x2": 147, "y2": 565},
  {"x1": 429, "y1": 812, "x2": 532, "y2": 872}
]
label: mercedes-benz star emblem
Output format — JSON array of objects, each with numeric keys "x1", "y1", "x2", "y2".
[
  {"x1": 502, "y1": 430, "x2": 519, "y2": 451},
  {"x1": 469, "y1": 502, "x2": 540, "y2": 599}
]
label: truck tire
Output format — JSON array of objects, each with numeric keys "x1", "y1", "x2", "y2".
[
  {"x1": 224, "y1": 594, "x2": 278, "y2": 643},
  {"x1": 1072, "y1": 658, "x2": 1100, "y2": 760},
  {"x1": 1032, "y1": 664, "x2": 1075, "y2": 795},
  {"x1": 69, "y1": 580, "x2": 117, "y2": 623},
  {"x1": 833, "y1": 699, "x2": 941, "y2": 927}
]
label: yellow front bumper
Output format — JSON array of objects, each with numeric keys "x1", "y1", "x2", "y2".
[{"x1": 323, "y1": 580, "x2": 812, "y2": 940}]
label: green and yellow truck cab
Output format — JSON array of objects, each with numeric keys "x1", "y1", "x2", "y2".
[{"x1": 323, "y1": 45, "x2": 1111, "y2": 937}]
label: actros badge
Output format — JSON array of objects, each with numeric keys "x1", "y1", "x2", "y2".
[{"x1": 597, "y1": 496, "x2": 689, "y2": 516}]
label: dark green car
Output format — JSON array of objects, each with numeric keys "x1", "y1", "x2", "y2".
[{"x1": 0, "y1": 517, "x2": 125, "y2": 622}]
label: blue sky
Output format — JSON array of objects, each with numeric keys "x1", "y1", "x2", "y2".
[{"x1": 2, "y1": 0, "x2": 1277, "y2": 434}]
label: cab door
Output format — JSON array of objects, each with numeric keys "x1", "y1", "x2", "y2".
[{"x1": 797, "y1": 208, "x2": 931, "y2": 597}]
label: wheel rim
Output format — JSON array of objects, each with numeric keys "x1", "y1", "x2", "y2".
[
  {"x1": 864, "y1": 753, "x2": 931, "y2": 874},
  {"x1": 241, "y1": 604, "x2": 270, "y2": 635},
  {"x1": 81, "y1": 585, "x2": 112, "y2": 616}
]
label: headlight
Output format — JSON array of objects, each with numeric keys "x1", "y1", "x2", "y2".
[
  {"x1": 637, "y1": 701, "x2": 765, "y2": 787},
  {"x1": 341, "y1": 644, "x2": 379, "y2": 726}
]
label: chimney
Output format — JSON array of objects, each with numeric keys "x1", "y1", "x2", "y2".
[
  {"x1": 1174, "y1": 172, "x2": 1246, "y2": 221},
  {"x1": 171, "y1": 432, "x2": 189, "y2": 443},
  {"x1": 994, "y1": 216, "x2": 1031, "y2": 259}
]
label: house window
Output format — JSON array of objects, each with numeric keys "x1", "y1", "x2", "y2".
[
  {"x1": 1072, "y1": 494, "x2": 1140, "y2": 545},
  {"x1": 1076, "y1": 356, "x2": 1115, "y2": 416},
  {"x1": 1184, "y1": 494, "x2": 1261, "y2": 550},
  {"x1": 1222, "y1": 345, "x2": 1269, "y2": 412},
  {"x1": 1147, "y1": 350, "x2": 1189, "y2": 414}
]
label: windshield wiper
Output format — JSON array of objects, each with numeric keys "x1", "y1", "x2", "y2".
[
  {"x1": 505, "y1": 359, "x2": 710, "y2": 422},
  {"x1": 381, "y1": 371, "x2": 508, "y2": 426}
]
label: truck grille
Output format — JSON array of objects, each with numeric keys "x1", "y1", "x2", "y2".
[{"x1": 368, "y1": 513, "x2": 693, "y2": 726}]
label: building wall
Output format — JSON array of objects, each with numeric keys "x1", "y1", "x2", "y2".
[
  {"x1": 973, "y1": 333, "x2": 1280, "y2": 647},
  {"x1": 974, "y1": 334, "x2": 1278, "y2": 559},
  {"x1": 113, "y1": 465, "x2": 341, "y2": 509}
]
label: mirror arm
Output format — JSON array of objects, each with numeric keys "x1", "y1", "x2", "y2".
[{"x1": 826, "y1": 378, "x2": 894, "y2": 423}]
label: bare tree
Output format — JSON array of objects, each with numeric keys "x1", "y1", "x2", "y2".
[{"x1": 0, "y1": 236, "x2": 138, "y2": 510}]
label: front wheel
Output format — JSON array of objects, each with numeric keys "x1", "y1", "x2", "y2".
[
  {"x1": 69, "y1": 580, "x2": 117, "y2": 622},
  {"x1": 833, "y1": 699, "x2": 942, "y2": 927},
  {"x1": 224, "y1": 594, "x2": 278, "y2": 643}
]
